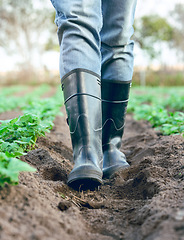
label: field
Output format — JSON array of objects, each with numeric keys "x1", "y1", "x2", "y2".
[{"x1": 0, "y1": 85, "x2": 184, "y2": 240}]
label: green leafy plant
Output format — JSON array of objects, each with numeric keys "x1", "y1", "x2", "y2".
[
  {"x1": 0, "y1": 85, "x2": 28, "y2": 97},
  {"x1": 128, "y1": 87, "x2": 184, "y2": 136},
  {"x1": 0, "y1": 84, "x2": 51, "y2": 113},
  {"x1": 0, "y1": 85, "x2": 64, "y2": 187},
  {"x1": 0, "y1": 152, "x2": 36, "y2": 187}
]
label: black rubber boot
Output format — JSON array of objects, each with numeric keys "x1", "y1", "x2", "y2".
[
  {"x1": 101, "y1": 80, "x2": 131, "y2": 179},
  {"x1": 61, "y1": 69, "x2": 103, "y2": 190}
]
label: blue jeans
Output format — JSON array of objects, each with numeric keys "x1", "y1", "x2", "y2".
[{"x1": 50, "y1": 0, "x2": 137, "y2": 81}]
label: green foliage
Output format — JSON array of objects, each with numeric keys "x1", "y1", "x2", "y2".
[
  {"x1": 133, "y1": 105, "x2": 184, "y2": 136},
  {"x1": 0, "y1": 93, "x2": 63, "y2": 156},
  {"x1": 128, "y1": 87, "x2": 184, "y2": 136},
  {"x1": 134, "y1": 15, "x2": 174, "y2": 59},
  {"x1": 171, "y1": 4, "x2": 184, "y2": 55},
  {"x1": 163, "y1": 94, "x2": 184, "y2": 112},
  {"x1": 0, "y1": 85, "x2": 28, "y2": 97},
  {"x1": 45, "y1": 11, "x2": 59, "y2": 51},
  {"x1": 0, "y1": 113, "x2": 48, "y2": 153},
  {"x1": 0, "y1": 84, "x2": 50, "y2": 113},
  {"x1": 139, "y1": 15, "x2": 173, "y2": 41},
  {"x1": 0, "y1": 85, "x2": 64, "y2": 187},
  {"x1": 0, "y1": 0, "x2": 54, "y2": 69},
  {"x1": 0, "y1": 152, "x2": 36, "y2": 187},
  {"x1": 45, "y1": 38, "x2": 60, "y2": 51}
]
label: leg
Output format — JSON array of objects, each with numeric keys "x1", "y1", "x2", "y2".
[
  {"x1": 50, "y1": 0, "x2": 103, "y2": 189},
  {"x1": 101, "y1": 0, "x2": 137, "y2": 81},
  {"x1": 50, "y1": 0, "x2": 102, "y2": 78},
  {"x1": 101, "y1": 0, "x2": 137, "y2": 178}
]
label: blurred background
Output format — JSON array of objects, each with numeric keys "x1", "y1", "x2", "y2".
[{"x1": 0, "y1": 0, "x2": 184, "y2": 86}]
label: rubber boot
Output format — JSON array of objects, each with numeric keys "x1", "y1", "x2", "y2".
[
  {"x1": 101, "y1": 80, "x2": 131, "y2": 179},
  {"x1": 61, "y1": 69, "x2": 103, "y2": 190}
]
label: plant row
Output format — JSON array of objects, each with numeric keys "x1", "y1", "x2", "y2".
[
  {"x1": 128, "y1": 87, "x2": 184, "y2": 136},
  {"x1": 0, "y1": 88, "x2": 63, "y2": 187},
  {"x1": 0, "y1": 85, "x2": 28, "y2": 97},
  {"x1": 129, "y1": 87, "x2": 184, "y2": 111},
  {"x1": 0, "y1": 84, "x2": 51, "y2": 113}
]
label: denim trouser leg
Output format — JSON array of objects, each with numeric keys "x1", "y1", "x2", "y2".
[
  {"x1": 101, "y1": 0, "x2": 137, "y2": 82},
  {"x1": 50, "y1": 0, "x2": 102, "y2": 79},
  {"x1": 50, "y1": 0, "x2": 137, "y2": 81}
]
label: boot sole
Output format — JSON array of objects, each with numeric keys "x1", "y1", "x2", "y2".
[{"x1": 68, "y1": 166, "x2": 103, "y2": 191}]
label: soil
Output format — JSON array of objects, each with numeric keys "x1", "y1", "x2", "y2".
[{"x1": 0, "y1": 108, "x2": 184, "y2": 240}]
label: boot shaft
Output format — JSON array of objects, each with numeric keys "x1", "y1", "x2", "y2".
[
  {"x1": 101, "y1": 80, "x2": 131, "y2": 149},
  {"x1": 62, "y1": 69, "x2": 103, "y2": 165}
]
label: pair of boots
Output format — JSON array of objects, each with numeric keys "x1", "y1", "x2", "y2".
[{"x1": 62, "y1": 69, "x2": 131, "y2": 190}]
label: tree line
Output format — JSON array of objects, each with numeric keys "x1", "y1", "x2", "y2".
[{"x1": 0, "y1": 0, "x2": 184, "y2": 70}]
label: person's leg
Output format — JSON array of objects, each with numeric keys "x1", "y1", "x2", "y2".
[
  {"x1": 50, "y1": 0, "x2": 103, "y2": 189},
  {"x1": 101, "y1": 0, "x2": 137, "y2": 178},
  {"x1": 101, "y1": 0, "x2": 137, "y2": 81},
  {"x1": 50, "y1": 0, "x2": 102, "y2": 78}
]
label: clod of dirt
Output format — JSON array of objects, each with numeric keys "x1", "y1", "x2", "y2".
[
  {"x1": 40, "y1": 165, "x2": 68, "y2": 182},
  {"x1": 25, "y1": 148, "x2": 68, "y2": 182},
  {"x1": 25, "y1": 148, "x2": 54, "y2": 167},
  {"x1": 58, "y1": 199, "x2": 72, "y2": 211}
]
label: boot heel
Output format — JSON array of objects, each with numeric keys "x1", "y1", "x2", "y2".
[{"x1": 68, "y1": 165, "x2": 103, "y2": 190}]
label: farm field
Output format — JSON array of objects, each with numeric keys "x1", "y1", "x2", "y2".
[{"x1": 0, "y1": 85, "x2": 184, "y2": 240}]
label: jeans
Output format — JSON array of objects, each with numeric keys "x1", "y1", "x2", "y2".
[{"x1": 50, "y1": 0, "x2": 137, "y2": 81}]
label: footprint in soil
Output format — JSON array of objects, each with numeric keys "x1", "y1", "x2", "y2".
[{"x1": 110, "y1": 168, "x2": 160, "y2": 200}]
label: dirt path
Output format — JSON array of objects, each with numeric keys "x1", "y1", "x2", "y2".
[{"x1": 0, "y1": 108, "x2": 184, "y2": 240}]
